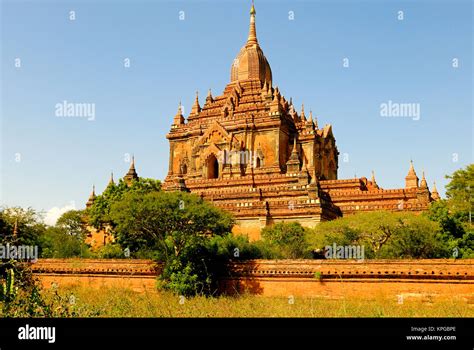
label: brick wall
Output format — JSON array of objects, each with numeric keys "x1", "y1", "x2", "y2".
[{"x1": 31, "y1": 259, "x2": 474, "y2": 302}]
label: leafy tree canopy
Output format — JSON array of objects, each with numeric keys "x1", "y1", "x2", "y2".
[
  {"x1": 261, "y1": 222, "x2": 312, "y2": 258},
  {"x1": 56, "y1": 210, "x2": 88, "y2": 237},
  {"x1": 444, "y1": 163, "x2": 473, "y2": 222},
  {"x1": 0, "y1": 207, "x2": 46, "y2": 247},
  {"x1": 86, "y1": 178, "x2": 161, "y2": 229},
  {"x1": 109, "y1": 191, "x2": 233, "y2": 259},
  {"x1": 307, "y1": 211, "x2": 446, "y2": 259}
]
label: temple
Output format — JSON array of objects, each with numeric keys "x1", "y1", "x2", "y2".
[
  {"x1": 86, "y1": 4, "x2": 439, "y2": 242},
  {"x1": 161, "y1": 4, "x2": 439, "y2": 240},
  {"x1": 85, "y1": 161, "x2": 139, "y2": 248}
]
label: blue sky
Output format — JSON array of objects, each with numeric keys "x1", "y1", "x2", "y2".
[{"x1": 1, "y1": 0, "x2": 472, "y2": 222}]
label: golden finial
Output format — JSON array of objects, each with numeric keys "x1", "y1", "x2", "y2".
[
  {"x1": 247, "y1": 1, "x2": 258, "y2": 45},
  {"x1": 250, "y1": 1, "x2": 256, "y2": 15}
]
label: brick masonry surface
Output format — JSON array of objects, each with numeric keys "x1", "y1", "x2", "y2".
[{"x1": 31, "y1": 259, "x2": 474, "y2": 302}]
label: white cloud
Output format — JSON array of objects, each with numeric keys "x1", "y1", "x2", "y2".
[{"x1": 44, "y1": 202, "x2": 76, "y2": 226}]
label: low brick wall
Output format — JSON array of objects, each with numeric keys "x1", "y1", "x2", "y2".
[
  {"x1": 31, "y1": 259, "x2": 474, "y2": 302},
  {"x1": 220, "y1": 259, "x2": 474, "y2": 302},
  {"x1": 31, "y1": 259, "x2": 162, "y2": 293}
]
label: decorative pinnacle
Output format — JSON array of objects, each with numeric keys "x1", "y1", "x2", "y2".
[
  {"x1": 247, "y1": 1, "x2": 258, "y2": 45},
  {"x1": 250, "y1": 1, "x2": 256, "y2": 15},
  {"x1": 420, "y1": 171, "x2": 428, "y2": 188},
  {"x1": 408, "y1": 160, "x2": 417, "y2": 176},
  {"x1": 108, "y1": 172, "x2": 115, "y2": 186}
]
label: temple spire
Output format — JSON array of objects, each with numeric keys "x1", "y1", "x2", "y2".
[
  {"x1": 107, "y1": 172, "x2": 115, "y2": 187},
  {"x1": 405, "y1": 160, "x2": 419, "y2": 189},
  {"x1": 124, "y1": 156, "x2": 139, "y2": 186},
  {"x1": 172, "y1": 101, "x2": 185, "y2": 127},
  {"x1": 247, "y1": 1, "x2": 258, "y2": 46},
  {"x1": 286, "y1": 136, "x2": 300, "y2": 173},
  {"x1": 431, "y1": 181, "x2": 440, "y2": 200},
  {"x1": 371, "y1": 170, "x2": 379, "y2": 189},
  {"x1": 408, "y1": 160, "x2": 416, "y2": 175},
  {"x1": 86, "y1": 185, "x2": 96, "y2": 208},
  {"x1": 311, "y1": 111, "x2": 318, "y2": 129},
  {"x1": 190, "y1": 90, "x2": 201, "y2": 115},
  {"x1": 420, "y1": 171, "x2": 428, "y2": 188},
  {"x1": 230, "y1": 1, "x2": 272, "y2": 85}
]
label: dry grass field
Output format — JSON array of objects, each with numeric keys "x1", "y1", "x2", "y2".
[{"x1": 42, "y1": 286, "x2": 474, "y2": 318}]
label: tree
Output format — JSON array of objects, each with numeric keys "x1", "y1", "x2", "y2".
[
  {"x1": 87, "y1": 178, "x2": 161, "y2": 229},
  {"x1": 261, "y1": 222, "x2": 311, "y2": 258},
  {"x1": 109, "y1": 191, "x2": 234, "y2": 296},
  {"x1": 309, "y1": 212, "x2": 402, "y2": 257},
  {"x1": 54, "y1": 210, "x2": 90, "y2": 257},
  {"x1": 0, "y1": 207, "x2": 46, "y2": 248},
  {"x1": 40, "y1": 227, "x2": 90, "y2": 258},
  {"x1": 377, "y1": 214, "x2": 446, "y2": 258},
  {"x1": 308, "y1": 211, "x2": 447, "y2": 259},
  {"x1": 425, "y1": 165, "x2": 474, "y2": 258},
  {"x1": 445, "y1": 164, "x2": 473, "y2": 224},
  {"x1": 56, "y1": 210, "x2": 88, "y2": 237},
  {"x1": 110, "y1": 191, "x2": 233, "y2": 257}
]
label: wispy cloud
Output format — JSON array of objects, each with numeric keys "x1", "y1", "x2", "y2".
[{"x1": 44, "y1": 203, "x2": 76, "y2": 226}]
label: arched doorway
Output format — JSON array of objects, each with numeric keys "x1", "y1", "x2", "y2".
[{"x1": 207, "y1": 154, "x2": 219, "y2": 179}]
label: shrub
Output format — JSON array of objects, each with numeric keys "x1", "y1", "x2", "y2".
[
  {"x1": 40, "y1": 226, "x2": 91, "y2": 258},
  {"x1": 109, "y1": 191, "x2": 234, "y2": 296},
  {"x1": 308, "y1": 211, "x2": 448, "y2": 259},
  {"x1": 261, "y1": 222, "x2": 312, "y2": 259},
  {"x1": 92, "y1": 243, "x2": 126, "y2": 259}
]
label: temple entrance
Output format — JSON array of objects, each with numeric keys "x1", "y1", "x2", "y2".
[{"x1": 207, "y1": 154, "x2": 219, "y2": 179}]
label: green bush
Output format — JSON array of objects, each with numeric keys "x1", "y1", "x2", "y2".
[
  {"x1": 40, "y1": 226, "x2": 91, "y2": 258},
  {"x1": 109, "y1": 191, "x2": 234, "y2": 296},
  {"x1": 308, "y1": 211, "x2": 448, "y2": 259},
  {"x1": 92, "y1": 243, "x2": 126, "y2": 259},
  {"x1": 209, "y1": 234, "x2": 273, "y2": 260},
  {"x1": 261, "y1": 222, "x2": 312, "y2": 259}
]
